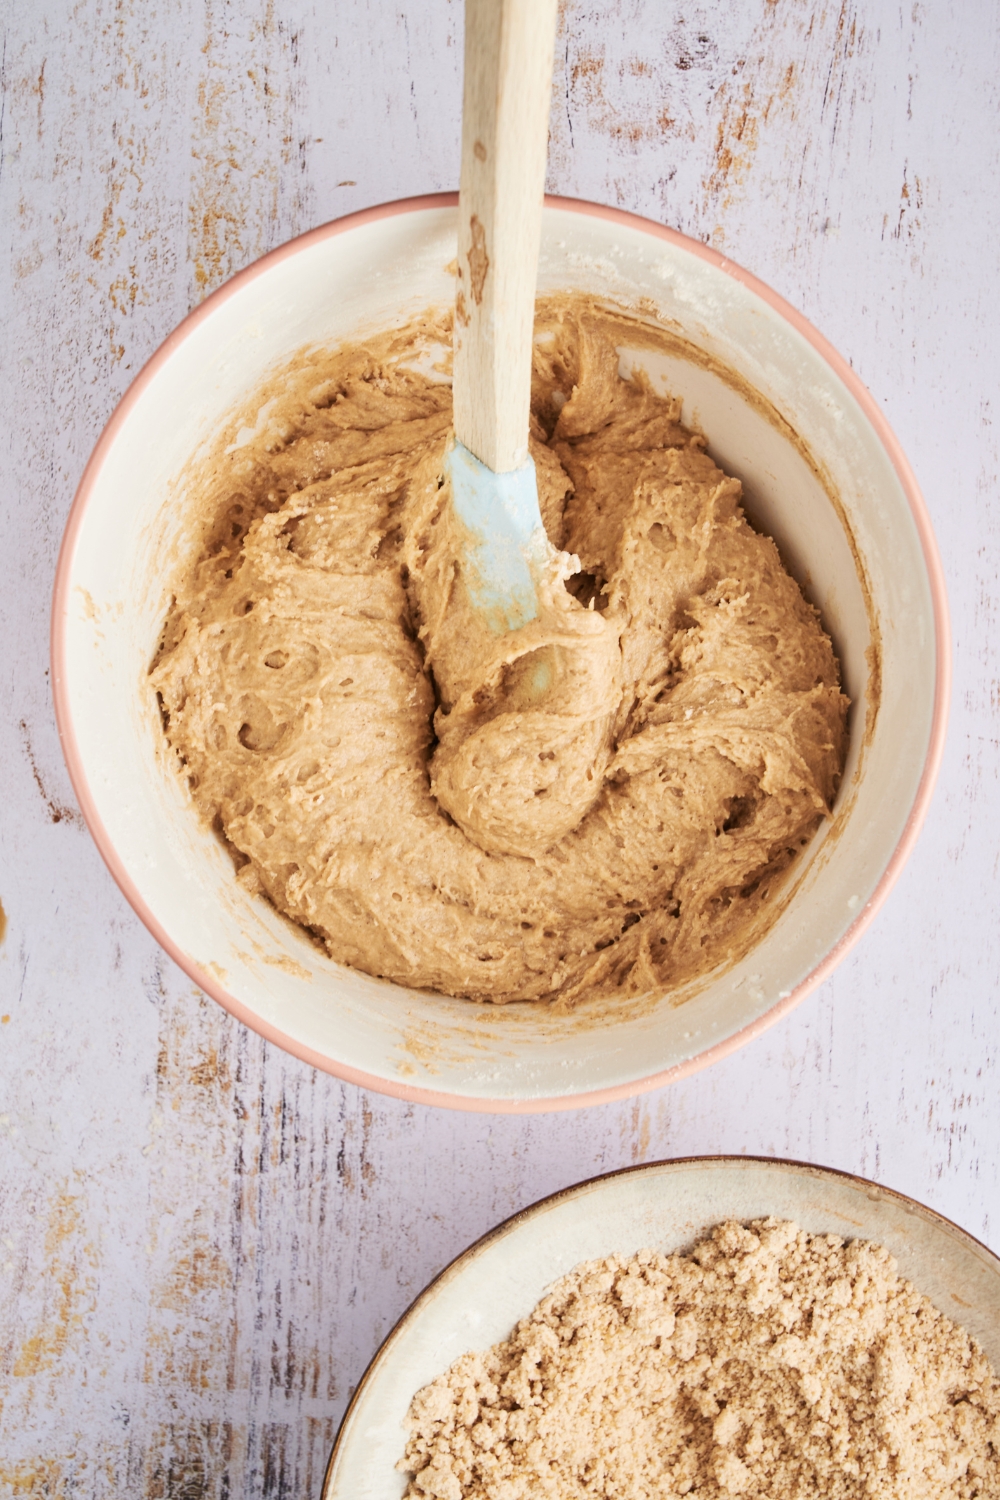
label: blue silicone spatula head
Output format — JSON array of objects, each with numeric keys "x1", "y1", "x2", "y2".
[{"x1": 444, "y1": 440, "x2": 546, "y2": 634}]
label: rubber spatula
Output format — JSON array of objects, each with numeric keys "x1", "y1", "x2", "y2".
[{"x1": 447, "y1": 0, "x2": 560, "y2": 633}]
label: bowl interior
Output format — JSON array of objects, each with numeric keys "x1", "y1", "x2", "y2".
[
  {"x1": 56, "y1": 201, "x2": 939, "y2": 1106},
  {"x1": 324, "y1": 1158, "x2": 1000, "y2": 1499}
]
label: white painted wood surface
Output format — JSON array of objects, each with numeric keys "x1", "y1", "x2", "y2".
[{"x1": 1, "y1": 1, "x2": 997, "y2": 1493}]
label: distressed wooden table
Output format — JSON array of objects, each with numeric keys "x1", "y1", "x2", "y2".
[{"x1": 1, "y1": 1, "x2": 998, "y2": 1494}]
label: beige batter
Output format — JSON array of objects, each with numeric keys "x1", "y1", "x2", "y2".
[
  {"x1": 398, "y1": 1220, "x2": 1000, "y2": 1500},
  {"x1": 152, "y1": 299, "x2": 848, "y2": 1005}
]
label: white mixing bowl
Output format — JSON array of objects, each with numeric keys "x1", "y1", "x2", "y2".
[
  {"x1": 52, "y1": 195, "x2": 949, "y2": 1111},
  {"x1": 322, "y1": 1157, "x2": 1000, "y2": 1499}
]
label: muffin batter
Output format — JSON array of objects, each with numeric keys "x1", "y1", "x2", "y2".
[{"x1": 152, "y1": 300, "x2": 848, "y2": 1006}]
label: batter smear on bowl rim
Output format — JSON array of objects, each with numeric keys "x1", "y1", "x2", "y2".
[{"x1": 151, "y1": 296, "x2": 849, "y2": 1006}]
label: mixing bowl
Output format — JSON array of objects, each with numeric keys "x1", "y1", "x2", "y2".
[
  {"x1": 323, "y1": 1156, "x2": 1000, "y2": 1499},
  {"x1": 51, "y1": 194, "x2": 949, "y2": 1110}
]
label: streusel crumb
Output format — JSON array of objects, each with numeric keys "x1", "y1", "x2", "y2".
[{"x1": 399, "y1": 1219, "x2": 1000, "y2": 1499}]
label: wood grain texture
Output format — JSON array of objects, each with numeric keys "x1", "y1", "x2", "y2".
[{"x1": 1, "y1": 0, "x2": 999, "y2": 1494}]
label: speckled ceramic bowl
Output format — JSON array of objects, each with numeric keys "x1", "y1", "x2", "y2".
[
  {"x1": 322, "y1": 1156, "x2": 1000, "y2": 1499},
  {"x1": 52, "y1": 195, "x2": 948, "y2": 1110}
]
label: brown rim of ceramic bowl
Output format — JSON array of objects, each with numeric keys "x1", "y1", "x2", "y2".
[
  {"x1": 320, "y1": 1154, "x2": 997, "y2": 1499},
  {"x1": 51, "y1": 193, "x2": 951, "y2": 1114}
]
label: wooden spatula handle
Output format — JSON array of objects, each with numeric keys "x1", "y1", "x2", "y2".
[{"x1": 453, "y1": 0, "x2": 559, "y2": 475}]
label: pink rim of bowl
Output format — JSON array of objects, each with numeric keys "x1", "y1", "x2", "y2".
[{"x1": 51, "y1": 193, "x2": 951, "y2": 1114}]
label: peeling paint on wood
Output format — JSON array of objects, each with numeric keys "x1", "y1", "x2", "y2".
[{"x1": 2, "y1": 0, "x2": 999, "y2": 1494}]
